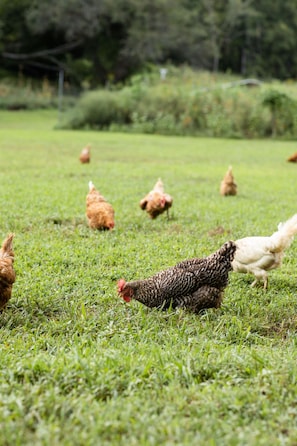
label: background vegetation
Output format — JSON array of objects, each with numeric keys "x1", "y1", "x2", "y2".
[
  {"x1": 1, "y1": 68, "x2": 297, "y2": 139},
  {"x1": 59, "y1": 68, "x2": 297, "y2": 138},
  {"x1": 1, "y1": 0, "x2": 297, "y2": 86},
  {"x1": 1, "y1": 110, "x2": 297, "y2": 445},
  {"x1": 2, "y1": 1, "x2": 297, "y2": 139}
]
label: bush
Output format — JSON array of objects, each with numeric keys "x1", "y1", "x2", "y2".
[
  {"x1": 262, "y1": 89, "x2": 297, "y2": 137},
  {"x1": 60, "y1": 89, "x2": 134, "y2": 129},
  {"x1": 60, "y1": 71, "x2": 297, "y2": 139}
]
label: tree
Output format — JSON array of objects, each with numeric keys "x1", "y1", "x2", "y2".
[
  {"x1": 244, "y1": 0, "x2": 297, "y2": 79},
  {"x1": 192, "y1": 0, "x2": 258, "y2": 73},
  {"x1": 2, "y1": 0, "x2": 297, "y2": 84}
]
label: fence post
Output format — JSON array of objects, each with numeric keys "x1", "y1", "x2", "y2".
[{"x1": 58, "y1": 69, "x2": 64, "y2": 121}]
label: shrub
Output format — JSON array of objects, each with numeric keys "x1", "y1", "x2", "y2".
[
  {"x1": 60, "y1": 89, "x2": 134, "y2": 129},
  {"x1": 262, "y1": 89, "x2": 297, "y2": 137},
  {"x1": 60, "y1": 72, "x2": 297, "y2": 139}
]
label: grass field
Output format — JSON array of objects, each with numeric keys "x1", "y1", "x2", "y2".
[{"x1": 1, "y1": 109, "x2": 297, "y2": 445}]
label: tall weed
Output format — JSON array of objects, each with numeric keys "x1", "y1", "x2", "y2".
[{"x1": 0, "y1": 79, "x2": 76, "y2": 110}]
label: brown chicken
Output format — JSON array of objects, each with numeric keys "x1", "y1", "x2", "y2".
[
  {"x1": 287, "y1": 152, "x2": 297, "y2": 163},
  {"x1": 220, "y1": 166, "x2": 237, "y2": 196},
  {"x1": 118, "y1": 241, "x2": 236, "y2": 313},
  {"x1": 0, "y1": 233, "x2": 16, "y2": 311},
  {"x1": 86, "y1": 181, "x2": 115, "y2": 230},
  {"x1": 79, "y1": 144, "x2": 91, "y2": 163},
  {"x1": 140, "y1": 178, "x2": 173, "y2": 219}
]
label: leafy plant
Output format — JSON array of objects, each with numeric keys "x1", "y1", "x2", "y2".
[
  {"x1": 61, "y1": 79, "x2": 296, "y2": 139},
  {"x1": 262, "y1": 89, "x2": 297, "y2": 137}
]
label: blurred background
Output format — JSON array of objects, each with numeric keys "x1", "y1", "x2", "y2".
[{"x1": 1, "y1": 0, "x2": 297, "y2": 138}]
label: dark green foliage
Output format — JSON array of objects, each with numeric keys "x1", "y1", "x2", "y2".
[
  {"x1": 262, "y1": 89, "x2": 297, "y2": 137},
  {"x1": 2, "y1": 0, "x2": 297, "y2": 84}
]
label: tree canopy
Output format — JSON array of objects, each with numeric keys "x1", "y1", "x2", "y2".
[{"x1": 1, "y1": 0, "x2": 297, "y2": 85}]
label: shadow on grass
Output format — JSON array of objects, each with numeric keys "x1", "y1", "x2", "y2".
[{"x1": 45, "y1": 216, "x2": 85, "y2": 226}]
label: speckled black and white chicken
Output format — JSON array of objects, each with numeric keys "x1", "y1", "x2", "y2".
[{"x1": 117, "y1": 241, "x2": 236, "y2": 313}]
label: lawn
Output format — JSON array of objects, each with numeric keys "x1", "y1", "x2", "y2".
[{"x1": 1, "y1": 109, "x2": 297, "y2": 445}]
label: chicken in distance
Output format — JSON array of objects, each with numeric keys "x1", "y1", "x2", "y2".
[
  {"x1": 232, "y1": 214, "x2": 297, "y2": 289},
  {"x1": 220, "y1": 166, "x2": 237, "y2": 196},
  {"x1": 86, "y1": 181, "x2": 115, "y2": 230},
  {"x1": 287, "y1": 152, "x2": 297, "y2": 163},
  {"x1": 79, "y1": 144, "x2": 91, "y2": 163},
  {"x1": 140, "y1": 178, "x2": 173, "y2": 219}
]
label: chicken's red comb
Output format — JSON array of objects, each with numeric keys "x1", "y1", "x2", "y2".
[{"x1": 117, "y1": 279, "x2": 126, "y2": 294}]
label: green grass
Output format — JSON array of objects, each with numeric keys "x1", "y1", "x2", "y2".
[{"x1": 1, "y1": 109, "x2": 297, "y2": 445}]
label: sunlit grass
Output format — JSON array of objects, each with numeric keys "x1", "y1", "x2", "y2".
[{"x1": 1, "y1": 110, "x2": 297, "y2": 445}]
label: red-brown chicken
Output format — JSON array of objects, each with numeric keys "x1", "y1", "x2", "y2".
[
  {"x1": 86, "y1": 181, "x2": 115, "y2": 230},
  {"x1": 0, "y1": 233, "x2": 16, "y2": 310},
  {"x1": 79, "y1": 144, "x2": 91, "y2": 163},
  {"x1": 140, "y1": 178, "x2": 173, "y2": 219},
  {"x1": 118, "y1": 241, "x2": 236, "y2": 313},
  {"x1": 287, "y1": 152, "x2": 297, "y2": 163}
]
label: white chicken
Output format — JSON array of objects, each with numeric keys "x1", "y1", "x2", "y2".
[{"x1": 232, "y1": 214, "x2": 297, "y2": 289}]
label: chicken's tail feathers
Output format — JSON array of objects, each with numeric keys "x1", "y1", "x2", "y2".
[
  {"x1": 271, "y1": 213, "x2": 297, "y2": 251},
  {"x1": 224, "y1": 165, "x2": 235, "y2": 180},
  {"x1": 82, "y1": 144, "x2": 90, "y2": 153},
  {"x1": 217, "y1": 240, "x2": 237, "y2": 261},
  {"x1": 0, "y1": 233, "x2": 14, "y2": 258},
  {"x1": 88, "y1": 180, "x2": 95, "y2": 191},
  {"x1": 153, "y1": 178, "x2": 164, "y2": 193}
]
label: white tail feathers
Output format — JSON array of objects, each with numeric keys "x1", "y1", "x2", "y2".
[
  {"x1": 88, "y1": 181, "x2": 95, "y2": 191},
  {"x1": 271, "y1": 213, "x2": 297, "y2": 251}
]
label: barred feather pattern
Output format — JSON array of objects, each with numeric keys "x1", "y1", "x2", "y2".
[{"x1": 120, "y1": 241, "x2": 236, "y2": 313}]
